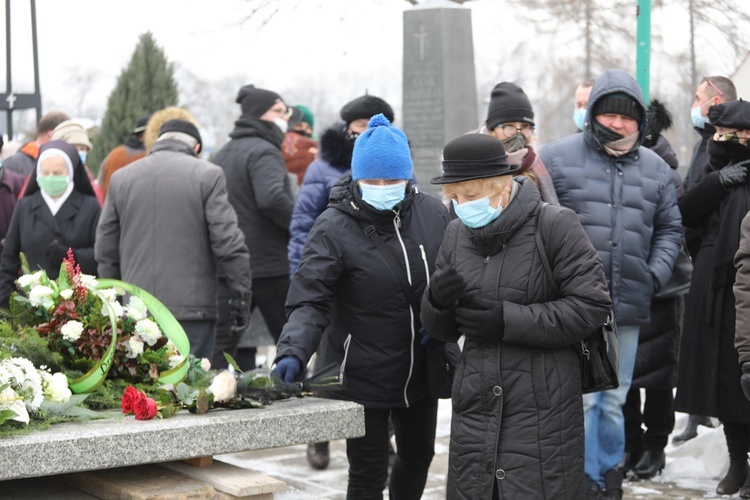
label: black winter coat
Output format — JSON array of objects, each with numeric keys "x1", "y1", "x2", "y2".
[
  {"x1": 0, "y1": 190, "x2": 100, "y2": 304},
  {"x1": 675, "y1": 141, "x2": 750, "y2": 422},
  {"x1": 420, "y1": 178, "x2": 612, "y2": 500},
  {"x1": 213, "y1": 116, "x2": 294, "y2": 279},
  {"x1": 275, "y1": 172, "x2": 450, "y2": 408}
]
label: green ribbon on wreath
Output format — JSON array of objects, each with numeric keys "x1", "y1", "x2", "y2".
[
  {"x1": 95, "y1": 279, "x2": 190, "y2": 386},
  {"x1": 67, "y1": 287, "x2": 120, "y2": 394}
]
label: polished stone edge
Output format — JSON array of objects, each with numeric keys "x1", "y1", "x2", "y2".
[{"x1": 0, "y1": 397, "x2": 364, "y2": 480}]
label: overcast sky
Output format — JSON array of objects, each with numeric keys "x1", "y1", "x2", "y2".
[{"x1": 2, "y1": 0, "x2": 746, "y2": 138}]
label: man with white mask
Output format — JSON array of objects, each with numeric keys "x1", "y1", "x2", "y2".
[
  {"x1": 211, "y1": 84, "x2": 295, "y2": 372},
  {"x1": 0, "y1": 141, "x2": 101, "y2": 307}
]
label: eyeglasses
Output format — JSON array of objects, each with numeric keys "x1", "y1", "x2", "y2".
[
  {"x1": 703, "y1": 77, "x2": 724, "y2": 97},
  {"x1": 500, "y1": 124, "x2": 534, "y2": 138}
]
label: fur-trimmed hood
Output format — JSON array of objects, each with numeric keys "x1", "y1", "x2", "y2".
[
  {"x1": 642, "y1": 99, "x2": 673, "y2": 149},
  {"x1": 319, "y1": 121, "x2": 355, "y2": 169}
]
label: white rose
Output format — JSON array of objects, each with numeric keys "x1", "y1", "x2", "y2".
[
  {"x1": 18, "y1": 271, "x2": 44, "y2": 289},
  {"x1": 168, "y1": 354, "x2": 185, "y2": 369},
  {"x1": 44, "y1": 372, "x2": 71, "y2": 403},
  {"x1": 200, "y1": 358, "x2": 211, "y2": 371},
  {"x1": 28, "y1": 285, "x2": 55, "y2": 309},
  {"x1": 59, "y1": 289, "x2": 74, "y2": 300},
  {"x1": 208, "y1": 368, "x2": 237, "y2": 402},
  {"x1": 125, "y1": 335, "x2": 144, "y2": 359},
  {"x1": 60, "y1": 320, "x2": 84, "y2": 342},
  {"x1": 135, "y1": 318, "x2": 162, "y2": 346}
]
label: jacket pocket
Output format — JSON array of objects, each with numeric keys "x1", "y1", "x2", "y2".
[{"x1": 532, "y1": 351, "x2": 551, "y2": 410}]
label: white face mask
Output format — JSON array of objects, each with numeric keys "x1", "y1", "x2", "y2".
[{"x1": 274, "y1": 118, "x2": 288, "y2": 134}]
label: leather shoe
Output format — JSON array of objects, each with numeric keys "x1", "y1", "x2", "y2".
[
  {"x1": 672, "y1": 414, "x2": 713, "y2": 444},
  {"x1": 603, "y1": 468, "x2": 624, "y2": 500},
  {"x1": 740, "y1": 471, "x2": 750, "y2": 499},
  {"x1": 631, "y1": 450, "x2": 665, "y2": 479},
  {"x1": 306, "y1": 441, "x2": 330, "y2": 470},
  {"x1": 585, "y1": 476, "x2": 603, "y2": 500}
]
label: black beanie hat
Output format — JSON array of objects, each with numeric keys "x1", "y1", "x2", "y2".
[
  {"x1": 133, "y1": 114, "x2": 151, "y2": 134},
  {"x1": 431, "y1": 133, "x2": 522, "y2": 184},
  {"x1": 594, "y1": 92, "x2": 643, "y2": 122},
  {"x1": 236, "y1": 84, "x2": 283, "y2": 118},
  {"x1": 486, "y1": 82, "x2": 535, "y2": 130},
  {"x1": 708, "y1": 99, "x2": 750, "y2": 129},
  {"x1": 159, "y1": 119, "x2": 203, "y2": 152},
  {"x1": 340, "y1": 95, "x2": 395, "y2": 125}
]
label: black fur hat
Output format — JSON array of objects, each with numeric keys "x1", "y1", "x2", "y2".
[
  {"x1": 709, "y1": 99, "x2": 750, "y2": 130},
  {"x1": 642, "y1": 99, "x2": 673, "y2": 148}
]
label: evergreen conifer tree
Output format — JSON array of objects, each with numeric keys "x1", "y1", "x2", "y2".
[{"x1": 88, "y1": 32, "x2": 178, "y2": 172}]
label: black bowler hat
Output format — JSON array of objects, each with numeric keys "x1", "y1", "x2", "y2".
[{"x1": 431, "y1": 133, "x2": 522, "y2": 185}]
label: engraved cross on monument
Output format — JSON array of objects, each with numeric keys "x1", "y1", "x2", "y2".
[{"x1": 402, "y1": 0, "x2": 478, "y2": 195}]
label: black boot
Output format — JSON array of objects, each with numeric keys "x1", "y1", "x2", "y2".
[
  {"x1": 631, "y1": 450, "x2": 666, "y2": 479},
  {"x1": 717, "y1": 458, "x2": 748, "y2": 495},
  {"x1": 741, "y1": 472, "x2": 750, "y2": 499},
  {"x1": 671, "y1": 414, "x2": 711, "y2": 444},
  {"x1": 603, "y1": 468, "x2": 624, "y2": 500},
  {"x1": 306, "y1": 441, "x2": 330, "y2": 470},
  {"x1": 616, "y1": 451, "x2": 640, "y2": 475},
  {"x1": 585, "y1": 475, "x2": 603, "y2": 500}
]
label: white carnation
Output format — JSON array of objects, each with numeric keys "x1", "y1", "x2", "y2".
[
  {"x1": 125, "y1": 296, "x2": 148, "y2": 322},
  {"x1": 28, "y1": 285, "x2": 55, "y2": 309},
  {"x1": 0, "y1": 387, "x2": 29, "y2": 424},
  {"x1": 0, "y1": 357, "x2": 43, "y2": 411},
  {"x1": 168, "y1": 354, "x2": 185, "y2": 369},
  {"x1": 135, "y1": 318, "x2": 162, "y2": 346},
  {"x1": 59, "y1": 289, "x2": 74, "y2": 300},
  {"x1": 125, "y1": 335, "x2": 144, "y2": 359},
  {"x1": 17, "y1": 271, "x2": 44, "y2": 289},
  {"x1": 43, "y1": 372, "x2": 71, "y2": 403},
  {"x1": 100, "y1": 298, "x2": 124, "y2": 318},
  {"x1": 60, "y1": 320, "x2": 84, "y2": 342},
  {"x1": 78, "y1": 274, "x2": 98, "y2": 287}
]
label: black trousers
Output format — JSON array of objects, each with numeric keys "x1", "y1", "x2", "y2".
[
  {"x1": 211, "y1": 275, "x2": 290, "y2": 370},
  {"x1": 623, "y1": 387, "x2": 675, "y2": 452},
  {"x1": 346, "y1": 396, "x2": 438, "y2": 500}
]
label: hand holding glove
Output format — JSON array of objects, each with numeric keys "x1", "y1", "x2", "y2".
[
  {"x1": 428, "y1": 267, "x2": 467, "y2": 309},
  {"x1": 272, "y1": 355, "x2": 303, "y2": 384},
  {"x1": 455, "y1": 296, "x2": 504, "y2": 343},
  {"x1": 719, "y1": 162, "x2": 749, "y2": 189},
  {"x1": 741, "y1": 362, "x2": 750, "y2": 402},
  {"x1": 228, "y1": 293, "x2": 252, "y2": 337}
]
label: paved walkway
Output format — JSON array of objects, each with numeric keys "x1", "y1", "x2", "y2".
[{"x1": 218, "y1": 399, "x2": 720, "y2": 499}]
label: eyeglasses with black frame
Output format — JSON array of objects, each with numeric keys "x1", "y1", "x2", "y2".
[{"x1": 500, "y1": 124, "x2": 534, "y2": 138}]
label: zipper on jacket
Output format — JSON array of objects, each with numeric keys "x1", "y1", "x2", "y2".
[
  {"x1": 393, "y1": 215, "x2": 414, "y2": 407},
  {"x1": 340, "y1": 334, "x2": 352, "y2": 382}
]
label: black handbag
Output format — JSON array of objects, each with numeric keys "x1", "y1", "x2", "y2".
[
  {"x1": 358, "y1": 220, "x2": 459, "y2": 399},
  {"x1": 654, "y1": 242, "x2": 693, "y2": 300},
  {"x1": 534, "y1": 204, "x2": 619, "y2": 394}
]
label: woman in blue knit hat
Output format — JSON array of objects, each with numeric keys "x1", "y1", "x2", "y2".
[{"x1": 273, "y1": 114, "x2": 450, "y2": 499}]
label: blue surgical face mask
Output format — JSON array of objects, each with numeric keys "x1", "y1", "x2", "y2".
[
  {"x1": 359, "y1": 181, "x2": 407, "y2": 211},
  {"x1": 78, "y1": 151, "x2": 88, "y2": 165},
  {"x1": 452, "y1": 196, "x2": 502, "y2": 229},
  {"x1": 573, "y1": 108, "x2": 586, "y2": 131},
  {"x1": 691, "y1": 105, "x2": 706, "y2": 129}
]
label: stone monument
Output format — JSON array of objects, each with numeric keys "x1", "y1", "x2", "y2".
[{"x1": 402, "y1": 0, "x2": 478, "y2": 195}]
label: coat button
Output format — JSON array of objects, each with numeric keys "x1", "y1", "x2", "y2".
[
  {"x1": 492, "y1": 386, "x2": 503, "y2": 396},
  {"x1": 496, "y1": 469, "x2": 506, "y2": 480}
]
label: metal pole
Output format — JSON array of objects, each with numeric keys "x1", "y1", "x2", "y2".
[
  {"x1": 636, "y1": 0, "x2": 651, "y2": 104},
  {"x1": 5, "y1": 0, "x2": 12, "y2": 139},
  {"x1": 584, "y1": 0, "x2": 591, "y2": 80},
  {"x1": 30, "y1": 0, "x2": 40, "y2": 124}
]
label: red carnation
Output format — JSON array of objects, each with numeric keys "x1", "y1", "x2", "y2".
[
  {"x1": 121, "y1": 386, "x2": 140, "y2": 413},
  {"x1": 134, "y1": 395, "x2": 158, "y2": 420}
]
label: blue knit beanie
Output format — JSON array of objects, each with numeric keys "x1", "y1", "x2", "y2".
[{"x1": 351, "y1": 114, "x2": 412, "y2": 181}]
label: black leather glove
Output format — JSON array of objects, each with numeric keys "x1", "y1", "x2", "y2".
[
  {"x1": 228, "y1": 293, "x2": 252, "y2": 337},
  {"x1": 47, "y1": 240, "x2": 71, "y2": 268},
  {"x1": 741, "y1": 362, "x2": 750, "y2": 402},
  {"x1": 428, "y1": 267, "x2": 466, "y2": 309},
  {"x1": 719, "y1": 163, "x2": 749, "y2": 189},
  {"x1": 455, "y1": 297, "x2": 504, "y2": 342}
]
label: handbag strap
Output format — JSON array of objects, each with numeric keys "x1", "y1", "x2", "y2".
[
  {"x1": 358, "y1": 219, "x2": 421, "y2": 312},
  {"x1": 534, "y1": 203, "x2": 561, "y2": 297}
]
